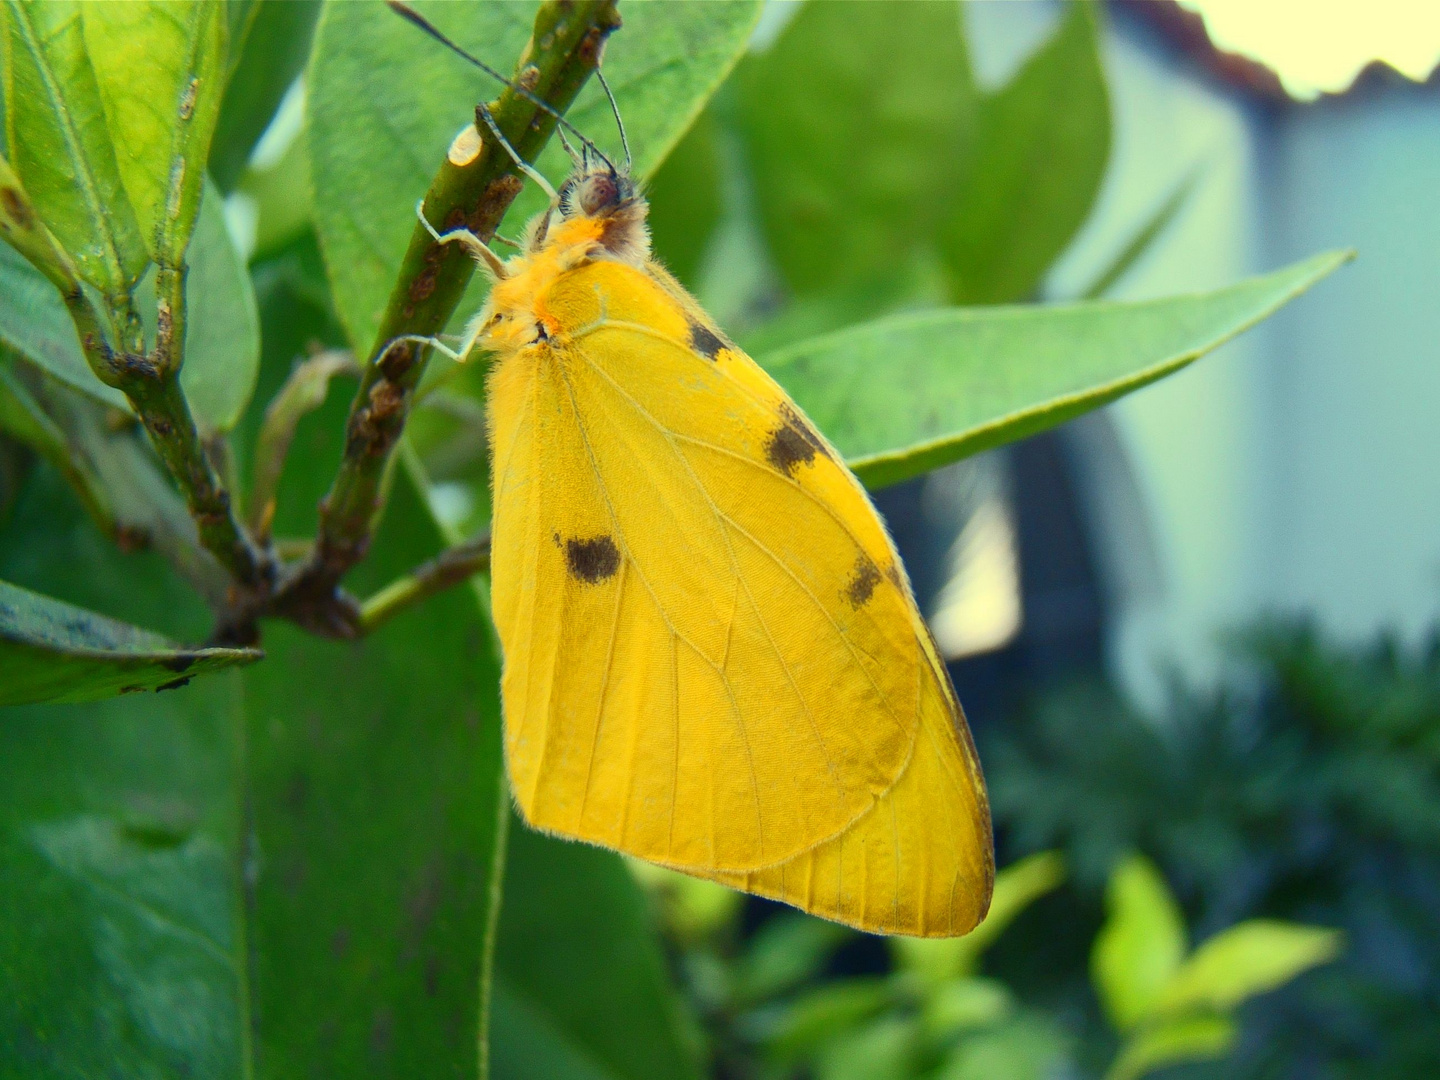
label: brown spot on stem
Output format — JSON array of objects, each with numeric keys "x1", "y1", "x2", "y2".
[
  {"x1": 845, "y1": 556, "x2": 883, "y2": 608},
  {"x1": 565, "y1": 535, "x2": 620, "y2": 583},
  {"x1": 688, "y1": 320, "x2": 727, "y2": 361},
  {"x1": 765, "y1": 406, "x2": 829, "y2": 477},
  {"x1": 1, "y1": 187, "x2": 32, "y2": 229}
]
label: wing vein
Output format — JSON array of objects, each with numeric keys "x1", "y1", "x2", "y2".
[
  {"x1": 573, "y1": 343, "x2": 911, "y2": 739},
  {"x1": 550, "y1": 353, "x2": 769, "y2": 857}
]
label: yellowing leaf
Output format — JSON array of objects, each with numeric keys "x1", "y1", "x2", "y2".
[
  {"x1": 1157, "y1": 920, "x2": 1343, "y2": 1016},
  {"x1": 1092, "y1": 854, "x2": 1186, "y2": 1030},
  {"x1": 1105, "y1": 1014, "x2": 1235, "y2": 1080},
  {"x1": 893, "y1": 851, "x2": 1064, "y2": 982},
  {"x1": 81, "y1": 1, "x2": 226, "y2": 263}
]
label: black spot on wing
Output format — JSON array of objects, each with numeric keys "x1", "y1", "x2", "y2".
[
  {"x1": 765, "y1": 405, "x2": 831, "y2": 477},
  {"x1": 564, "y1": 535, "x2": 621, "y2": 584},
  {"x1": 845, "y1": 555, "x2": 883, "y2": 609},
  {"x1": 687, "y1": 319, "x2": 728, "y2": 361}
]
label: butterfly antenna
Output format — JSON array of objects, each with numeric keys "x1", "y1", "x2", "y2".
[
  {"x1": 386, "y1": 0, "x2": 614, "y2": 170},
  {"x1": 595, "y1": 69, "x2": 631, "y2": 172}
]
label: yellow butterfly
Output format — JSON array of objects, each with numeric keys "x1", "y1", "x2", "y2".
[{"x1": 397, "y1": 10, "x2": 993, "y2": 937}]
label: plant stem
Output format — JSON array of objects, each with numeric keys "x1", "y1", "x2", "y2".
[
  {"x1": 280, "y1": 0, "x2": 620, "y2": 624},
  {"x1": 357, "y1": 530, "x2": 491, "y2": 635},
  {"x1": 103, "y1": 264, "x2": 265, "y2": 590}
]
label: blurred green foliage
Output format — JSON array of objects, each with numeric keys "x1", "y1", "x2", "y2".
[{"x1": 987, "y1": 624, "x2": 1440, "y2": 1077}]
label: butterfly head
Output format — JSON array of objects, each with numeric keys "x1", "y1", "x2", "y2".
[{"x1": 546, "y1": 160, "x2": 650, "y2": 265}]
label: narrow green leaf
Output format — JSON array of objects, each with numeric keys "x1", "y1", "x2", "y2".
[
  {"x1": 208, "y1": 0, "x2": 320, "y2": 193},
  {"x1": 736, "y1": 0, "x2": 974, "y2": 296},
  {"x1": 0, "y1": 577, "x2": 257, "y2": 706},
  {"x1": 2, "y1": 0, "x2": 149, "y2": 293},
  {"x1": 1156, "y1": 920, "x2": 1343, "y2": 1017},
  {"x1": 1080, "y1": 168, "x2": 1201, "y2": 301},
  {"x1": 308, "y1": 0, "x2": 760, "y2": 351},
  {"x1": 0, "y1": 180, "x2": 260, "y2": 431},
  {"x1": 80, "y1": 1, "x2": 227, "y2": 263},
  {"x1": 892, "y1": 851, "x2": 1064, "y2": 984},
  {"x1": 940, "y1": 2, "x2": 1110, "y2": 304},
  {"x1": 0, "y1": 464, "x2": 248, "y2": 1076},
  {"x1": 1104, "y1": 1014, "x2": 1235, "y2": 1080},
  {"x1": 493, "y1": 821, "x2": 702, "y2": 1080},
  {"x1": 1092, "y1": 855, "x2": 1187, "y2": 1031},
  {"x1": 762, "y1": 251, "x2": 1350, "y2": 491}
]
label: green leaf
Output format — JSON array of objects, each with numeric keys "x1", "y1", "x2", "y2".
[
  {"x1": 940, "y1": 2, "x2": 1109, "y2": 304},
  {"x1": 493, "y1": 821, "x2": 702, "y2": 1080},
  {"x1": 937, "y1": 1013, "x2": 1071, "y2": 1080},
  {"x1": 0, "y1": 234, "x2": 124, "y2": 410},
  {"x1": 0, "y1": 464, "x2": 247, "y2": 1076},
  {"x1": 763, "y1": 979, "x2": 893, "y2": 1066},
  {"x1": 764, "y1": 251, "x2": 1350, "y2": 490},
  {"x1": 236, "y1": 259, "x2": 508, "y2": 1074},
  {"x1": 80, "y1": 1, "x2": 227, "y2": 263},
  {"x1": 1156, "y1": 920, "x2": 1343, "y2": 1017},
  {"x1": 732, "y1": 912, "x2": 853, "y2": 1004},
  {"x1": 0, "y1": 180, "x2": 260, "y2": 431},
  {"x1": 892, "y1": 851, "x2": 1065, "y2": 984},
  {"x1": 0, "y1": 351, "x2": 221, "y2": 599},
  {"x1": 0, "y1": 576, "x2": 257, "y2": 706},
  {"x1": 645, "y1": 108, "x2": 722, "y2": 289},
  {"x1": 2, "y1": 0, "x2": 149, "y2": 294},
  {"x1": 736, "y1": 0, "x2": 974, "y2": 296},
  {"x1": 208, "y1": 0, "x2": 320, "y2": 193},
  {"x1": 240, "y1": 471, "x2": 507, "y2": 1075},
  {"x1": 0, "y1": 151, "x2": 80, "y2": 288},
  {"x1": 815, "y1": 1015, "x2": 917, "y2": 1080},
  {"x1": 308, "y1": 0, "x2": 760, "y2": 351},
  {"x1": 1105, "y1": 1014, "x2": 1235, "y2": 1080},
  {"x1": 921, "y1": 976, "x2": 1013, "y2": 1039},
  {"x1": 1092, "y1": 854, "x2": 1187, "y2": 1031}
]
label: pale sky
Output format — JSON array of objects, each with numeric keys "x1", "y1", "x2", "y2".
[{"x1": 1179, "y1": 0, "x2": 1440, "y2": 99}]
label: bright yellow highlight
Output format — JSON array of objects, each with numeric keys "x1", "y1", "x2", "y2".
[
  {"x1": 465, "y1": 168, "x2": 994, "y2": 936},
  {"x1": 1181, "y1": 0, "x2": 1440, "y2": 99}
]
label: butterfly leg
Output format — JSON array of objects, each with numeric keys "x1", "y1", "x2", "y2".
[
  {"x1": 415, "y1": 200, "x2": 507, "y2": 279},
  {"x1": 475, "y1": 101, "x2": 561, "y2": 247}
]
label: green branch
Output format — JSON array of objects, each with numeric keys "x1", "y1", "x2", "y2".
[
  {"x1": 358, "y1": 530, "x2": 491, "y2": 635},
  {"x1": 274, "y1": 0, "x2": 621, "y2": 633}
]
